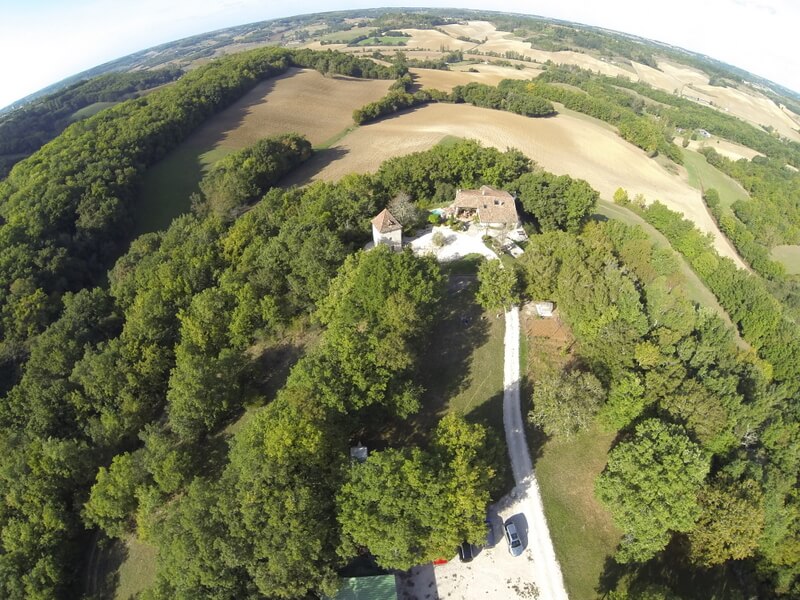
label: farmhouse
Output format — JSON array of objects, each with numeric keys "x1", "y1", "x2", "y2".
[
  {"x1": 445, "y1": 185, "x2": 519, "y2": 229},
  {"x1": 371, "y1": 208, "x2": 403, "y2": 250}
]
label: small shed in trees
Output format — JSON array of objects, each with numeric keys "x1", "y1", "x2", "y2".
[
  {"x1": 534, "y1": 301, "x2": 554, "y2": 318},
  {"x1": 325, "y1": 576, "x2": 397, "y2": 600},
  {"x1": 371, "y1": 208, "x2": 403, "y2": 250},
  {"x1": 350, "y1": 443, "x2": 368, "y2": 463}
]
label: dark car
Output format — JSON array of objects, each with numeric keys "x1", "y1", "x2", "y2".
[
  {"x1": 504, "y1": 521, "x2": 523, "y2": 557},
  {"x1": 457, "y1": 541, "x2": 474, "y2": 563}
]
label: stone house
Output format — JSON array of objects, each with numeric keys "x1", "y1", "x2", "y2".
[{"x1": 445, "y1": 185, "x2": 520, "y2": 230}]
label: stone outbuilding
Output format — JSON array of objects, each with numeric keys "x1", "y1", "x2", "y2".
[{"x1": 371, "y1": 208, "x2": 403, "y2": 250}]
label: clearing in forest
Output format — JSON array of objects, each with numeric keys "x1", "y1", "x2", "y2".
[
  {"x1": 519, "y1": 308, "x2": 621, "y2": 600},
  {"x1": 771, "y1": 245, "x2": 800, "y2": 275},
  {"x1": 134, "y1": 68, "x2": 391, "y2": 234},
  {"x1": 680, "y1": 148, "x2": 750, "y2": 209},
  {"x1": 682, "y1": 136, "x2": 763, "y2": 162},
  {"x1": 288, "y1": 102, "x2": 745, "y2": 266}
]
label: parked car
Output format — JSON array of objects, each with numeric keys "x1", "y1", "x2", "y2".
[
  {"x1": 457, "y1": 541, "x2": 474, "y2": 563},
  {"x1": 504, "y1": 521, "x2": 523, "y2": 557}
]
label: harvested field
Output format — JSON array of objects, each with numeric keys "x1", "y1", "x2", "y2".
[
  {"x1": 440, "y1": 21, "x2": 503, "y2": 41},
  {"x1": 690, "y1": 84, "x2": 800, "y2": 142},
  {"x1": 480, "y1": 38, "x2": 635, "y2": 79},
  {"x1": 190, "y1": 68, "x2": 391, "y2": 149},
  {"x1": 301, "y1": 40, "x2": 347, "y2": 51},
  {"x1": 683, "y1": 136, "x2": 764, "y2": 161},
  {"x1": 409, "y1": 65, "x2": 536, "y2": 92},
  {"x1": 135, "y1": 68, "x2": 390, "y2": 234},
  {"x1": 399, "y1": 28, "x2": 477, "y2": 51},
  {"x1": 288, "y1": 103, "x2": 745, "y2": 266},
  {"x1": 657, "y1": 60, "x2": 710, "y2": 86}
]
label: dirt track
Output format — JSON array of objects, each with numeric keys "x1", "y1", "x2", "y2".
[{"x1": 290, "y1": 103, "x2": 745, "y2": 267}]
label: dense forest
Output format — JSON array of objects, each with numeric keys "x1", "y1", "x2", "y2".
[
  {"x1": 0, "y1": 68, "x2": 184, "y2": 178},
  {"x1": 0, "y1": 138, "x2": 530, "y2": 597},
  {"x1": 0, "y1": 46, "x2": 401, "y2": 396},
  {"x1": 1, "y1": 16, "x2": 799, "y2": 598}
]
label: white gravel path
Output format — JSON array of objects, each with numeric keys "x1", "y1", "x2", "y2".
[{"x1": 502, "y1": 307, "x2": 569, "y2": 600}]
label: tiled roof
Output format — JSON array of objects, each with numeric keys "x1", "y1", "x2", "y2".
[
  {"x1": 371, "y1": 208, "x2": 402, "y2": 233},
  {"x1": 451, "y1": 185, "x2": 518, "y2": 225}
]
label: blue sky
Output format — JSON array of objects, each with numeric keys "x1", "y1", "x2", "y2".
[{"x1": 1, "y1": 0, "x2": 798, "y2": 109}]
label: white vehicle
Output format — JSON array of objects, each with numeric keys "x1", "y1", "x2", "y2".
[{"x1": 504, "y1": 521, "x2": 523, "y2": 557}]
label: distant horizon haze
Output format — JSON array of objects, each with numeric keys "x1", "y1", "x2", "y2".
[{"x1": 1, "y1": 1, "x2": 799, "y2": 110}]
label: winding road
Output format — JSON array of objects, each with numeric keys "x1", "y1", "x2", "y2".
[{"x1": 503, "y1": 306, "x2": 569, "y2": 600}]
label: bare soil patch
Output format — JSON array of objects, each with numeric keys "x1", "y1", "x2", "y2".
[
  {"x1": 288, "y1": 103, "x2": 744, "y2": 266},
  {"x1": 409, "y1": 65, "x2": 536, "y2": 92}
]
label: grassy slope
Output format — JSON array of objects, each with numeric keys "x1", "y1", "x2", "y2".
[
  {"x1": 134, "y1": 142, "x2": 229, "y2": 236},
  {"x1": 770, "y1": 244, "x2": 800, "y2": 274},
  {"x1": 681, "y1": 148, "x2": 749, "y2": 208},
  {"x1": 596, "y1": 200, "x2": 739, "y2": 332},
  {"x1": 69, "y1": 101, "x2": 118, "y2": 122}
]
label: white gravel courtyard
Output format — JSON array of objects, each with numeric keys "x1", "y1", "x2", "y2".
[{"x1": 408, "y1": 225, "x2": 499, "y2": 262}]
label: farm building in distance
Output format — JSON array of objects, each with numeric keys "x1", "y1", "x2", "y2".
[
  {"x1": 371, "y1": 208, "x2": 403, "y2": 250},
  {"x1": 445, "y1": 185, "x2": 520, "y2": 230}
]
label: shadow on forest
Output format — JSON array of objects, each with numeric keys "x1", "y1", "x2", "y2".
[
  {"x1": 85, "y1": 535, "x2": 129, "y2": 600},
  {"x1": 279, "y1": 146, "x2": 350, "y2": 187},
  {"x1": 407, "y1": 275, "x2": 492, "y2": 441}
]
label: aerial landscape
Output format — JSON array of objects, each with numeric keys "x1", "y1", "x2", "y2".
[{"x1": 0, "y1": 3, "x2": 799, "y2": 599}]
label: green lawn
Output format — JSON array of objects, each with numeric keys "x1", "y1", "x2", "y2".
[
  {"x1": 86, "y1": 534, "x2": 157, "y2": 600},
  {"x1": 319, "y1": 27, "x2": 372, "y2": 43},
  {"x1": 681, "y1": 148, "x2": 749, "y2": 208},
  {"x1": 114, "y1": 537, "x2": 158, "y2": 600},
  {"x1": 521, "y1": 312, "x2": 621, "y2": 600},
  {"x1": 535, "y1": 425, "x2": 622, "y2": 600},
  {"x1": 69, "y1": 101, "x2": 118, "y2": 122},
  {"x1": 771, "y1": 244, "x2": 800, "y2": 275},
  {"x1": 414, "y1": 272, "x2": 510, "y2": 492},
  {"x1": 134, "y1": 141, "x2": 231, "y2": 235}
]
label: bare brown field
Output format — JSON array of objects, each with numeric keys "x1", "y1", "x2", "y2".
[
  {"x1": 685, "y1": 137, "x2": 763, "y2": 161},
  {"x1": 187, "y1": 67, "x2": 391, "y2": 150},
  {"x1": 480, "y1": 37, "x2": 636, "y2": 79},
  {"x1": 408, "y1": 65, "x2": 536, "y2": 91},
  {"x1": 657, "y1": 60, "x2": 710, "y2": 86},
  {"x1": 288, "y1": 103, "x2": 745, "y2": 266},
  {"x1": 399, "y1": 28, "x2": 478, "y2": 51},
  {"x1": 439, "y1": 20, "x2": 509, "y2": 42}
]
